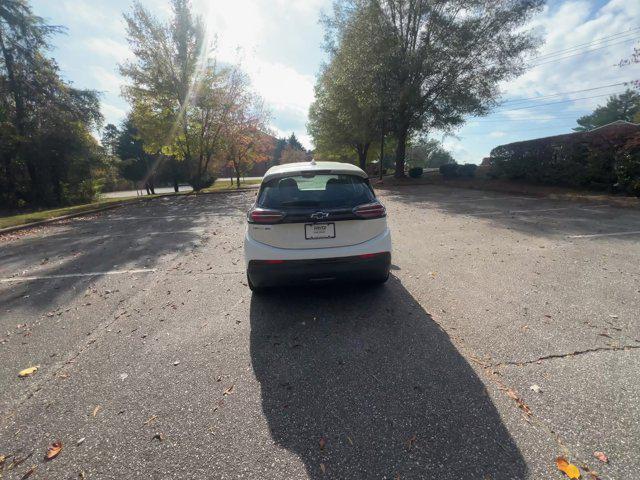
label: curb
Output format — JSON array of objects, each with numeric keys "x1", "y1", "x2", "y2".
[{"x1": 0, "y1": 186, "x2": 259, "y2": 236}]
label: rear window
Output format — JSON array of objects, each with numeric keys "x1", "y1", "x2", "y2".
[{"x1": 258, "y1": 174, "x2": 375, "y2": 210}]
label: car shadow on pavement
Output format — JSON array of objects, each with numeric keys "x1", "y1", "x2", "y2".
[{"x1": 250, "y1": 276, "x2": 527, "y2": 479}]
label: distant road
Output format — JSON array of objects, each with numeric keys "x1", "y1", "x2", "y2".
[{"x1": 101, "y1": 177, "x2": 263, "y2": 199}]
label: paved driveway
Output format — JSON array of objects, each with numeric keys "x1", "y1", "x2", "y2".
[{"x1": 0, "y1": 187, "x2": 638, "y2": 479}]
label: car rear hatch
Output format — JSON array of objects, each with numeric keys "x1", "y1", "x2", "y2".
[{"x1": 247, "y1": 173, "x2": 386, "y2": 249}]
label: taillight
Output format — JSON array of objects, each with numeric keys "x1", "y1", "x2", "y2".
[
  {"x1": 248, "y1": 208, "x2": 285, "y2": 224},
  {"x1": 359, "y1": 252, "x2": 386, "y2": 259},
  {"x1": 353, "y1": 202, "x2": 386, "y2": 219}
]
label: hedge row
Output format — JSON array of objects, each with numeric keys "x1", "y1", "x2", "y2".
[
  {"x1": 489, "y1": 132, "x2": 640, "y2": 196},
  {"x1": 439, "y1": 163, "x2": 478, "y2": 178}
]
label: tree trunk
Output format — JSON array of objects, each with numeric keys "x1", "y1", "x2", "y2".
[
  {"x1": 394, "y1": 127, "x2": 409, "y2": 178},
  {"x1": 173, "y1": 178, "x2": 179, "y2": 192},
  {"x1": 356, "y1": 143, "x2": 370, "y2": 170}
]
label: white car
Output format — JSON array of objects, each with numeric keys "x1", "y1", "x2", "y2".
[{"x1": 244, "y1": 160, "x2": 392, "y2": 291}]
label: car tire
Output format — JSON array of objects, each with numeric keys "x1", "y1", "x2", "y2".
[
  {"x1": 370, "y1": 271, "x2": 389, "y2": 285},
  {"x1": 247, "y1": 274, "x2": 265, "y2": 294}
]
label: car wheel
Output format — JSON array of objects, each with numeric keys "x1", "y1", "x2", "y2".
[
  {"x1": 247, "y1": 274, "x2": 265, "y2": 294},
  {"x1": 370, "y1": 271, "x2": 389, "y2": 285}
]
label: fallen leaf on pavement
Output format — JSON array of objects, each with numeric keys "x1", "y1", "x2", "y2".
[
  {"x1": 223, "y1": 385, "x2": 234, "y2": 396},
  {"x1": 21, "y1": 466, "x2": 36, "y2": 479},
  {"x1": 556, "y1": 456, "x2": 581, "y2": 478},
  {"x1": 506, "y1": 389, "x2": 532, "y2": 416},
  {"x1": 0, "y1": 454, "x2": 5, "y2": 467},
  {"x1": 319, "y1": 437, "x2": 326, "y2": 450},
  {"x1": 347, "y1": 436, "x2": 353, "y2": 446},
  {"x1": 320, "y1": 463, "x2": 326, "y2": 474},
  {"x1": 593, "y1": 451, "x2": 608, "y2": 463},
  {"x1": 92, "y1": 405, "x2": 101, "y2": 417},
  {"x1": 152, "y1": 433, "x2": 165, "y2": 442},
  {"x1": 405, "y1": 434, "x2": 417, "y2": 451},
  {"x1": 18, "y1": 366, "x2": 39, "y2": 378},
  {"x1": 45, "y1": 441, "x2": 62, "y2": 460},
  {"x1": 144, "y1": 415, "x2": 157, "y2": 425}
]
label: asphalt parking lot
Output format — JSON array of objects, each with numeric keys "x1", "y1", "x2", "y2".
[{"x1": 1, "y1": 186, "x2": 638, "y2": 479}]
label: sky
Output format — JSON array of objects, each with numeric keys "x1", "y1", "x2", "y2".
[{"x1": 31, "y1": 0, "x2": 640, "y2": 162}]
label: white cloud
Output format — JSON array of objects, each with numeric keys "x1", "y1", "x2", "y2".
[
  {"x1": 62, "y1": 0, "x2": 125, "y2": 34},
  {"x1": 90, "y1": 66, "x2": 125, "y2": 93},
  {"x1": 489, "y1": 131, "x2": 507, "y2": 138},
  {"x1": 85, "y1": 38, "x2": 132, "y2": 63},
  {"x1": 442, "y1": 138, "x2": 476, "y2": 164},
  {"x1": 101, "y1": 102, "x2": 127, "y2": 123},
  {"x1": 501, "y1": 0, "x2": 640, "y2": 109},
  {"x1": 193, "y1": 0, "x2": 329, "y2": 148}
]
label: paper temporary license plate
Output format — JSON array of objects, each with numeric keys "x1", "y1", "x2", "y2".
[{"x1": 305, "y1": 223, "x2": 335, "y2": 239}]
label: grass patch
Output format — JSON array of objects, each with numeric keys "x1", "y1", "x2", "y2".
[
  {"x1": 0, "y1": 196, "x2": 147, "y2": 230},
  {"x1": 202, "y1": 179, "x2": 261, "y2": 192},
  {"x1": 0, "y1": 179, "x2": 262, "y2": 230}
]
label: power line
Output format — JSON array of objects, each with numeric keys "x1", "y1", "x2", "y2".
[
  {"x1": 495, "y1": 91, "x2": 627, "y2": 112},
  {"x1": 531, "y1": 28, "x2": 640, "y2": 61},
  {"x1": 469, "y1": 115, "x2": 585, "y2": 123},
  {"x1": 460, "y1": 124, "x2": 579, "y2": 136},
  {"x1": 529, "y1": 38, "x2": 639, "y2": 68},
  {"x1": 500, "y1": 81, "x2": 633, "y2": 105}
]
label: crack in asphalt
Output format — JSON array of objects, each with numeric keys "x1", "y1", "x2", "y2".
[{"x1": 490, "y1": 344, "x2": 640, "y2": 367}]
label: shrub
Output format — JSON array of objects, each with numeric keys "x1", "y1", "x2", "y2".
[
  {"x1": 439, "y1": 163, "x2": 459, "y2": 178},
  {"x1": 63, "y1": 179, "x2": 101, "y2": 205},
  {"x1": 616, "y1": 134, "x2": 640, "y2": 196},
  {"x1": 190, "y1": 174, "x2": 217, "y2": 191},
  {"x1": 458, "y1": 163, "x2": 478, "y2": 178},
  {"x1": 408, "y1": 167, "x2": 423, "y2": 178}
]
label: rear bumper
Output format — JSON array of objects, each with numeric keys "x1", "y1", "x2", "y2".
[
  {"x1": 247, "y1": 252, "x2": 391, "y2": 288},
  {"x1": 244, "y1": 228, "x2": 392, "y2": 264}
]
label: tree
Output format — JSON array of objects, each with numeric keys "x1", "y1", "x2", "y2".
[
  {"x1": 406, "y1": 138, "x2": 454, "y2": 168},
  {"x1": 1, "y1": 0, "x2": 103, "y2": 207},
  {"x1": 101, "y1": 124, "x2": 120, "y2": 157},
  {"x1": 309, "y1": 2, "x2": 392, "y2": 169},
  {"x1": 121, "y1": 0, "x2": 234, "y2": 191},
  {"x1": 321, "y1": 0, "x2": 543, "y2": 177},
  {"x1": 287, "y1": 133, "x2": 304, "y2": 151},
  {"x1": 280, "y1": 145, "x2": 308, "y2": 164},
  {"x1": 574, "y1": 90, "x2": 640, "y2": 132},
  {"x1": 219, "y1": 75, "x2": 270, "y2": 188},
  {"x1": 116, "y1": 118, "x2": 156, "y2": 194},
  {"x1": 271, "y1": 137, "x2": 287, "y2": 165}
]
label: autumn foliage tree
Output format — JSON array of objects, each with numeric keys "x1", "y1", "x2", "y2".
[
  {"x1": 220, "y1": 75, "x2": 271, "y2": 188},
  {"x1": 120, "y1": 0, "x2": 269, "y2": 191}
]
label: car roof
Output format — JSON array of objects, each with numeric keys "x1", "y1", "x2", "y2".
[{"x1": 262, "y1": 161, "x2": 368, "y2": 182}]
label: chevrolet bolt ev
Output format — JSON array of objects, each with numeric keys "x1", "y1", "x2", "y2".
[{"x1": 244, "y1": 161, "x2": 392, "y2": 292}]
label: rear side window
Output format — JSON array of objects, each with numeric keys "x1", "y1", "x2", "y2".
[{"x1": 258, "y1": 174, "x2": 375, "y2": 210}]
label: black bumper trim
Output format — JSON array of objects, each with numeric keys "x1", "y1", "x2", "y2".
[{"x1": 247, "y1": 253, "x2": 391, "y2": 288}]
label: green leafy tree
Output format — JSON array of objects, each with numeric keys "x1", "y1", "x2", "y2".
[
  {"x1": 271, "y1": 137, "x2": 287, "y2": 165},
  {"x1": 309, "y1": 2, "x2": 392, "y2": 169},
  {"x1": 321, "y1": 0, "x2": 543, "y2": 177},
  {"x1": 1, "y1": 0, "x2": 103, "y2": 207},
  {"x1": 574, "y1": 90, "x2": 640, "y2": 132},
  {"x1": 120, "y1": 0, "x2": 234, "y2": 190},
  {"x1": 115, "y1": 117, "x2": 157, "y2": 194},
  {"x1": 287, "y1": 133, "x2": 304, "y2": 151},
  {"x1": 406, "y1": 138, "x2": 455, "y2": 168}
]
